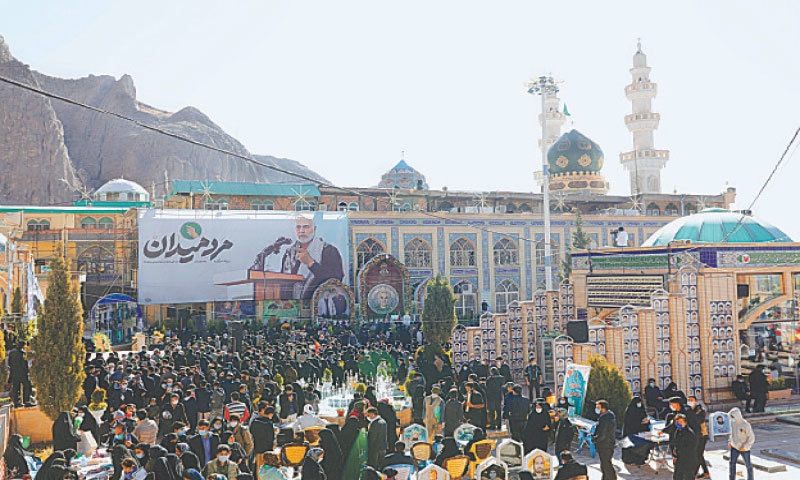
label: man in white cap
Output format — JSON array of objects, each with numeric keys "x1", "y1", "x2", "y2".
[{"x1": 295, "y1": 404, "x2": 326, "y2": 431}]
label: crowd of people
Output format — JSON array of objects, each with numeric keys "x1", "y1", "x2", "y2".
[{"x1": 0, "y1": 321, "x2": 763, "y2": 480}]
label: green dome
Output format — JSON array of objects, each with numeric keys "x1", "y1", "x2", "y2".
[
  {"x1": 547, "y1": 129, "x2": 604, "y2": 176},
  {"x1": 642, "y1": 208, "x2": 792, "y2": 246}
]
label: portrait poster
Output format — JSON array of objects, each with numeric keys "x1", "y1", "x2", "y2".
[
  {"x1": 476, "y1": 458, "x2": 507, "y2": 480},
  {"x1": 368, "y1": 283, "x2": 400, "y2": 315},
  {"x1": 523, "y1": 449, "x2": 553, "y2": 480},
  {"x1": 138, "y1": 210, "x2": 349, "y2": 304},
  {"x1": 496, "y1": 439, "x2": 523, "y2": 468},
  {"x1": 709, "y1": 411, "x2": 730, "y2": 441},
  {"x1": 403, "y1": 424, "x2": 429, "y2": 445},
  {"x1": 561, "y1": 363, "x2": 591, "y2": 417},
  {"x1": 312, "y1": 280, "x2": 353, "y2": 319},
  {"x1": 416, "y1": 464, "x2": 449, "y2": 480}
]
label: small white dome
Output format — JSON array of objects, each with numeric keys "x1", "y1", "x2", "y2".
[{"x1": 94, "y1": 178, "x2": 149, "y2": 201}]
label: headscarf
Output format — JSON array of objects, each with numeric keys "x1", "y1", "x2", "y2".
[
  {"x1": 77, "y1": 405, "x2": 100, "y2": 444},
  {"x1": 181, "y1": 468, "x2": 204, "y2": 480},
  {"x1": 38, "y1": 451, "x2": 65, "y2": 480},
  {"x1": 435, "y1": 437, "x2": 462, "y2": 467},
  {"x1": 318, "y1": 428, "x2": 343, "y2": 480},
  {"x1": 180, "y1": 451, "x2": 200, "y2": 471},
  {"x1": 623, "y1": 396, "x2": 648, "y2": 437},
  {"x1": 134, "y1": 442, "x2": 150, "y2": 468},
  {"x1": 3, "y1": 434, "x2": 30, "y2": 475}
]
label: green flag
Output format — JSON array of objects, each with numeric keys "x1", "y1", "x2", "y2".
[{"x1": 563, "y1": 104, "x2": 571, "y2": 116}]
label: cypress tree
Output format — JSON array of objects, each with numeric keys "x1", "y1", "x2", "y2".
[
  {"x1": 582, "y1": 354, "x2": 632, "y2": 428},
  {"x1": 31, "y1": 252, "x2": 86, "y2": 419},
  {"x1": 11, "y1": 286, "x2": 22, "y2": 316},
  {"x1": 420, "y1": 275, "x2": 456, "y2": 363}
]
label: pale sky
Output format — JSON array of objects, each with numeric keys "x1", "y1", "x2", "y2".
[{"x1": 2, "y1": 1, "x2": 799, "y2": 237}]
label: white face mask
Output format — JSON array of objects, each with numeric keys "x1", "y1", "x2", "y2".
[
  {"x1": 229, "y1": 422, "x2": 239, "y2": 428},
  {"x1": 535, "y1": 407, "x2": 542, "y2": 413}
]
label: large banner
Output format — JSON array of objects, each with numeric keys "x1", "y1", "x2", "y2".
[
  {"x1": 138, "y1": 210, "x2": 349, "y2": 304},
  {"x1": 562, "y1": 363, "x2": 591, "y2": 417}
]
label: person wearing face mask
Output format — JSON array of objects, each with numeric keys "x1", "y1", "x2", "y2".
[
  {"x1": 671, "y1": 414, "x2": 698, "y2": 480},
  {"x1": 644, "y1": 378, "x2": 666, "y2": 419},
  {"x1": 522, "y1": 400, "x2": 552, "y2": 454},
  {"x1": 748, "y1": 364, "x2": 769, "y2": 413},
  {"x1": 202, "y1": 445, "x2": 239, "y2": 479},
  {"x1": 120, "y1": 457, "x2": 146, "y2": 480},
  {"x1": 687, "y1": 396, "x2": 710, "y2": 479},
  {"x1": 593, "y1": 400, "x2": 617, "y2": 480},
  {"x1": 189, "y1": 419, "x2": 220, "y2": 466},
  {"x1": 159, "y1": 393, "x2": 189, "y2": 439},
  {"x1": 621, "y1": 396, "x2": 652, "y2": 466},
  {"x1": 227, "y1": 413, "x2": 254, "y2": 457},
  {"x1": 133, "y1": 443, "x2": 150, "y2": 470}
]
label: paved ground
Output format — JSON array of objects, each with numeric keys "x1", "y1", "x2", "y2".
[{"x1": 567, "y1": 418, "x2": 800, "y2": 480}]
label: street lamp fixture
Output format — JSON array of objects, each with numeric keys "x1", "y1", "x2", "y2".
[{"x1": 527, "y1": 75, "x2": 559, "y2": 291}]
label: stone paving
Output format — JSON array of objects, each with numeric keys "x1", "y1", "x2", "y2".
[{"x1": 566, "y1": 419, "x2": 800, "y2": 479}]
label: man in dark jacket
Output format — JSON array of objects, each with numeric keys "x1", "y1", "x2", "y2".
[
  {"x1": 376, "y1": 399, "x2": 399, "y2": 448},
  {"x1": 443, "y1": 389, "x2": 466, "y2": 437},
  {"x1": 8, "y1": 343, "x2": 33, "y2": 407},
  {"x1": 250, "y1": 403, "x2": 276, "y2": 454},
  {"x1": 593, "y1": 400, "x2": 617, "y2": 480},
  {"x1": 554, "y1": 451, "x2": 588, "y2": 480},
  {"x1": 278, "y1": 385, "x2": 302, "y2": 421},
  {"x1": 381, "y1": 441, "x2": 415, "y2": 468},
  {"x1": 366, "y1": 407, "x2": 388, "y2": 469},
  {"x1": 188, "y1": 419, "x2": 220, "y2": 465},
  {"x1": 671, "y1": 414, "x2": 698, "y2": 480},
  {"x1": 485, "y1": 368, "x2": 506, "y2": 430},
  {"x1": 495, "y1": 357, "x2": 513, "y2": 384},
  {"x1": 504, "y1": 385, "x2": 530, "y2": 443},
  {"x1": 748, "y1": 365, "x2": 769, "y2": 413}
]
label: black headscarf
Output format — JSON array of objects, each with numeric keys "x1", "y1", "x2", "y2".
[
  {"x1": 3, "y1": 434, "x2": 30, "y2": 475},
  {"x1": 134, "y1": 442, "x2": 151, "y2": 469},
  {"x1": 38, "y1": 451, "x2": 65, "y2": 480},
  {"x1": 160, "y1": 433, "x2": 179, "y2": 455},
  {"x1": 77, "y1": 405, "x2": 101, "y2": 445},
  {"x1": 338, "y1": 415, "x2": 360, "y2": 461},
  {"x1": 435, "y1": 437, "x2": 462, "y2": 467},
  {"x1": 318, "y1": 428, "x2": 343, "y2": 480},
  {"x1": 623, "y1": 396, "x2": 649, "y2": 437},
  {"x1": 111, "y1": 444, "x2": 133, "y2": 480},
  {"x1": 180, "y1": 451, "x2": 200, "y2": 471}
]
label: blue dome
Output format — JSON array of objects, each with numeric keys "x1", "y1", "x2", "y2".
[
  {"x1": 377, "y1": 160, "x2": 428, "y2": 189},
  {"x1": 642, "y1": 208, "x2": 792, "y2": 246}
]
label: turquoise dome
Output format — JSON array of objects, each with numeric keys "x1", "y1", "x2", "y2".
[
  {"x1": 377, "y1": 160, "x2": 428, "y2": 189},
  {"x1": 642, "y1": 208, "x2": 792, "y2": 246}
]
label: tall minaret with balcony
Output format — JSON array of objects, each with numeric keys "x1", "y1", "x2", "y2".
[{"x1": 620, "y1": 41, "x2": 669, "y2": 195}]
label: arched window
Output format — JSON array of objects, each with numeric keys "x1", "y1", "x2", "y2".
[
  {"x1": 646, "y1": 203, "x2": 660, "y2": 216},
  {"x1": 449, "y1": 237, "x2": 476, "y2": 266},
  {"x1": 438, "y1": 201, "x2": 454, "y2": 212},
  {"x1": 685, "y1": 203, "x2": 697, "y2": 215},
  {"x1": 356, "y1": 238, "x2": 384, "y2": 270},
  {"x1": 453, "y1": 280, "x2": 477, "y2": 318},
  {"x1": 506, "y1": 203, "x2": 516, "y2": 213},
  {"x1": 81, "y1": 217, "x2": 97, "y2": 229},
  {"x1": 337, "y1": 201, "x2": 348, "y2": 212},
  {"x1": 27, "y1": 219, "x2": 50, "y2": 231},
  {"x1": 393, "y1": 202, "x2": 412, "y2": 212},
  {"x1": 495, "y1": 279, "x2": 519, "y2": 314},
  {"x1": 404, "y1": 238, "x2": 432, "y2": 268},
  {"x1": 77, "y1": 245, "x2": 115, "y2": 276},
  {"x1": 535, "y1": 238, "x2": 560, "y2": 265},
  {"x1": 518, "y1": 203, "x2": 532, "y2": 212},
  {"x1": 493, "y1": 237, "x2": 518, "y2": 265},
  {"x1": 294, "y1": 199, "x2": 315, "y2": 211},
  {"x1": 665, "y1": 203, "x2": 679, "y2": 216},
  {"x1": 251, "y1": 200, "x2": 274, "y2": 211},
  {"x1": 98, "y1": 217, "x2": 114, "y2": 229},
  {"x1": 348, "y1": 202, "x2": 359, "y2": 211}
]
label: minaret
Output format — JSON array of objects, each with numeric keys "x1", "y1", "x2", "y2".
[
  {"x1": 538, "y1": 88, "x2": 566, "y2": 151},
  {"x1": 620, "y1": 40, "x2": 669, "y2": 195}
]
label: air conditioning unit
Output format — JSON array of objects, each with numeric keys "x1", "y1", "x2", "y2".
[{"x1": 461, "y1": 284, "x2": 473, "y2": 294}]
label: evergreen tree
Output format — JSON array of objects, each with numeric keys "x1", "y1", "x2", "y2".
[
  {"x1": 420, "y1": 275, "x2": 456, "y2": 363},
  {"x1": 582, "y1": 354, "x2": 632, "y2": 427},
  {"x1": 31, "y1": 253, "x2": 86, "y2": 419},
  {"x1": 571, "y1": 209, "x2": 592, "y2": 249},
  {"x1": 10, "y1": 286, "x2": 23, "y2": 335}
]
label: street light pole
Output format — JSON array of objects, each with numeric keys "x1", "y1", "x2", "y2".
[{"x1": 528, "y1": 76, "x2": 559, "y2": 291}]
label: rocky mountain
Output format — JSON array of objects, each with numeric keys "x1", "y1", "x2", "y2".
[{"x1": 0, "y1": 35, "x2": 327, "y2": 205}]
